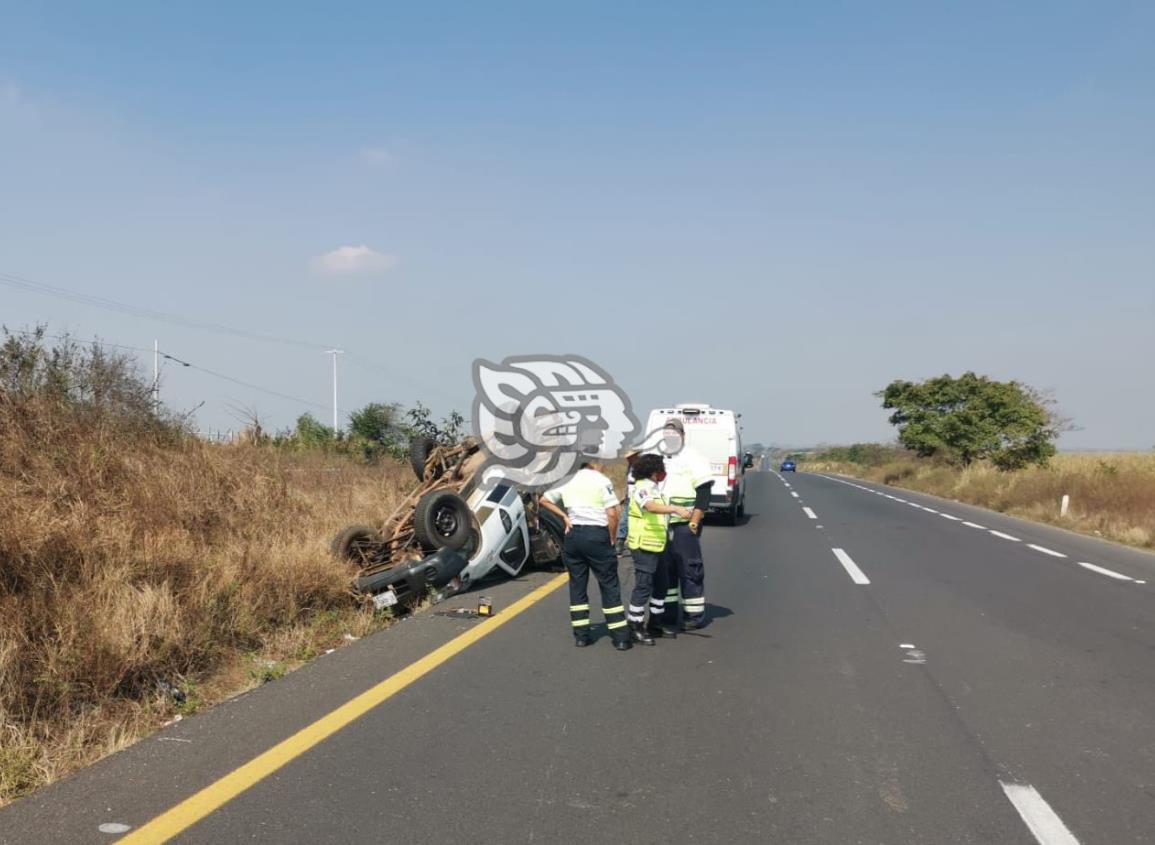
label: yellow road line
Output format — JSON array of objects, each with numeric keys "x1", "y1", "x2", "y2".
[{"x1": 119, "y1": 573, "x2": 568, "y2": 843}]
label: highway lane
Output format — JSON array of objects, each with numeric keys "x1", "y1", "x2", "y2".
[
  {"x1": 3, "y1": 471, "x2": 1153, "y2": 843},
  {"x1": 780, "y1": 470, "x2": 1155, "y2": 844}
]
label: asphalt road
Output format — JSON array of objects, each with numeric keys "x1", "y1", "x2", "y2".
[{"x1": 3, "y1": 471, "x2": 1155, "y2": 844}]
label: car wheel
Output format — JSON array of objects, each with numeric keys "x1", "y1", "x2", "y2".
[
  {"x1": 331, "y1": 524, "x2": 383, "y2": 565},
  {"x1": 413, "y1": 490, "x2": 472, "y2": 551},
  {"x1": 409, "y1": 436, "x2": 442, "y2": 482}
]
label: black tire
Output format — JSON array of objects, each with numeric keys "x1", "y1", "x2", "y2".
[
  {"x1": 413, "y1": 490, "x2": 472, "y2": 551},
  {"x1": 331, "y1": 524, "x2": 383, "y2": 564},
  {"x1": 536, "y1": 509, "x2": 567, "y2": 571},
  {"x1": 408, "y1": 436, "x2": 441, "y2": 482},
  {"x1": 737, "y1": 496, "x2": 746, "y2": 519}
]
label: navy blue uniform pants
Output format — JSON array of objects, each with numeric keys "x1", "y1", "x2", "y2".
[
  {"x1": 667, "y1": 523, "x2": 706, "y2": 623},
  {"x1": 564, "y1": 525, "x2": 628, "y2": 641},
  {"x1": 627, "y1": 548, "x2": 671, "y2": 625}
]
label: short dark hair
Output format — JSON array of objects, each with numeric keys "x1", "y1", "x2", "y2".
[{"x1": 632, "y1": 453, "x2": 665, "y2": 480}]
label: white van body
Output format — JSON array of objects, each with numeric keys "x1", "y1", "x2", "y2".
[{"x1": 644, "y1": 403, "x2": 746, "y2": 523}]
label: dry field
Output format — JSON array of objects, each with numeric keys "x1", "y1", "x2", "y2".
[
  {"x1": 804, "y1": 452, "x2": 1155, "y2": 550},
  {"x1": 0, "y1": 397, "x2": 409, "y2": 804}
]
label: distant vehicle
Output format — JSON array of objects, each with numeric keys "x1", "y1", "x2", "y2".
[
  {"x1": 780, "y1": 458, "x2": 797, "y2": 472},
  {"x1": 644, "y1": 403, "x2": 746, "y2": 524}
]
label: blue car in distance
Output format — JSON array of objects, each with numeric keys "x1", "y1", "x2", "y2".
[{"x1": 780, "y1": 458, "x2": 797, "y2": 472}]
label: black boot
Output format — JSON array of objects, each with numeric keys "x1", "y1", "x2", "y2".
[
  {"x1": 630, "y1": 621, "x2": 655, "y2": 646},
  {"x1": 612, "y1": 636, "x2": 633, "y2": 651},
  {"x1": 648, "y1": 621, "x2": 678, "y2": 639},
  {"x1": 574, "y1": 633, "x2": 591, "y2": 648}
]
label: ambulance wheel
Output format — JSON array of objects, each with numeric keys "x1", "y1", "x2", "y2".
[
  {"x1": 413, "y1": 490, "x2": 472, "y2": 551},
  {"x1": 409, "y1": 436, "x2": 442, "y2": 481}
]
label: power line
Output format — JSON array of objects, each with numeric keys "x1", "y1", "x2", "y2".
[
  {"x1": 7, "y1": 329, "x2": 155, "y2": 355},
  {"x1": 0, "y1": 270, "x2": 332, "y2": 351},
  {"x1": 6, "y1": 328, "x2": 329, "y2": 413},
  {"x1": 167, "y1": 354, "x2": 331, "y2": 412},
  {"x1": 2, "y1": 268, "x2": 467, "y2": 410}
]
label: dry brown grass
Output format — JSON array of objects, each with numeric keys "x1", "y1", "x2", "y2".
[
  {"x1": 806, "y1": 452, "x2": 1155, "y2": 550},
  {"x1": 0, "y1": 396, "x2": 410, "y2": 805}
]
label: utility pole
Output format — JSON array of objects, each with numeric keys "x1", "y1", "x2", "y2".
[
  {"x1": 153, "y1": 339, "x2": 160, "y2": 409},
  {"x1": 324, "y1": 349, "x2": 345, "y2": 434}
]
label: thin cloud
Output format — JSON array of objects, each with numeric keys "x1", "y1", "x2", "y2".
[
  {"x1": 310, "y1": 245, "x2": 398, "y2": 276},
  {"x1": 359, "y1": 146, "x2": 393, "y2": 168}
]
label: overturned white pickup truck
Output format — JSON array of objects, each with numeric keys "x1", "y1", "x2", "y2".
[{"x1": 331, "y1": 437, "x2": 566, "y2": 608}]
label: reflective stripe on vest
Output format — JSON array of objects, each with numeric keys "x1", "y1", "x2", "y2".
[{"x1": 627, "y1": 480, "x2": 669, "y2": 552}]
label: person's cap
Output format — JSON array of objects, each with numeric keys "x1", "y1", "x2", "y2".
[
  {"x1": 663, "y1": 417, "x2": 685, "y2": 434},
  {"x1": 623, "y1": 447, "x2": 642, "y2": 460}
]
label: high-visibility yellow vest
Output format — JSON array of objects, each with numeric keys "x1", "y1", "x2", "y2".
[{"x1": 627, "y1": 480, "x2": 669, "y2": 552}]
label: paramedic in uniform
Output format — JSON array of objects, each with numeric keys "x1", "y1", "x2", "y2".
[
  {"x1": 661, "y1": 418, "x2": 714, "y2": 628},
  {"x1": 540, "y1": 460, "x2": 632, "y2": 650},
  {"x1": 625, "y1": 453, "x2": 692, "y2": 645}
]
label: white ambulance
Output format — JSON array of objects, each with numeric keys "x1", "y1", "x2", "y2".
[{"x1": 643, "y1": 403, "x2": 750, "y2": 524}]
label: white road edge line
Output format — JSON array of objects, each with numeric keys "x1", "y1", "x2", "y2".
[
  {"x1": 989, "y1": 530, "x2": 1021, "y2": 542},
  {"x1": 1000, "y1": 782, "x2": 1081, "y2": 845},
  {"x1": 1077, "y1": 561, "x2": 1133, "y2": 581},
  {"x1": 803, "y1": 507, "x2": 817, "y2": 519},
  {"x1": 1027, "y1": 544, "x2": 1067, "y2": 559},
  {"x1": 832, "y1": 548, "x2": 870, "y2": 585},
  {"x1": 941, "y1": 514, "x2": 962, "y2": 521},
  {"x1": 962, "y1": 521, "x2": 986, "y2": 529}
]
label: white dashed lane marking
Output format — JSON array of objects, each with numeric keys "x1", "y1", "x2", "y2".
[
  {"x1": 989, "y1": 530, "x2": 1021, "y2": 542},
  {"x1": 832, "y1": 548, "x2": 870, "y2": 585},
  {"x1": 1077, "y1": 561, "x2": 1133, "y2": 581},
  {"x1": 817, "y1": 474, "x2": 1147, "y2": 587},
  {"x1": 803, "y1": 507, "x2": 817, "y2": 520},
  {"x1": 1000, "y1": 782, "x2": 1081, "y2": 845}
]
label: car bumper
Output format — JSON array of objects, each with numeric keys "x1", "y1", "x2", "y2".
[
  {"x1": 709, "y1": 493, "x2": 738, "y2": 511},
  {"x1": 354, "y1": 547, "x2": 470, "y2": 601}
]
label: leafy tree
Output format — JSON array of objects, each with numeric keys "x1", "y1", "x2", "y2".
[
  {"x1": 405, "y1": 401, "x2": 465, "y2": 445},
  {"x1": 293, "y1": 413, "x2": 337, "y2": 447},
  {"x1": 348, "y1": 402, "x2": 403, "y2": 461},
  {"x1": 877, "y1": 372, "x2": 1060, "y2": 470}
]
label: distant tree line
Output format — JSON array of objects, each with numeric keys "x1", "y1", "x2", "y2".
[
  {"x1": 265, "y1": 402, "x2": 465, "y2": 463},
  {"x1": 801, "y1": 373, "x2": 1066, "y2": 472}
]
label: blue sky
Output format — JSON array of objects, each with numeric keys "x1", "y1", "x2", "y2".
[{"x1": 2, "y1": 1, "x2": 1152, "y2": 448}]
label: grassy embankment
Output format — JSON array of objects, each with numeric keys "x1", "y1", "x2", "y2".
[
  {"x1": 802, "y1": 446, "x2": 1155, "y2": 551},
  {"x1": 0, "y1": 375, "x2": 410, "y2": 805}
]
